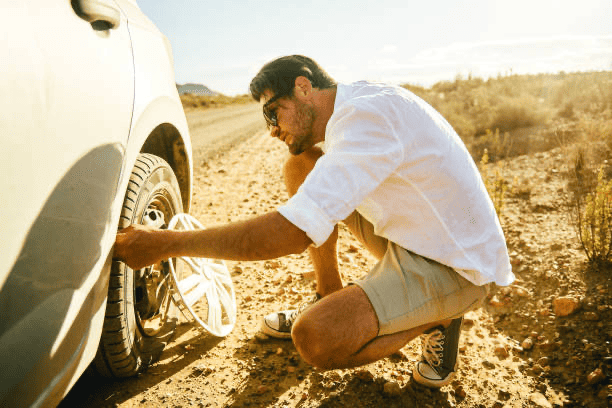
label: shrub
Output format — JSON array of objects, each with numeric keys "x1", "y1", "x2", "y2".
[
  {"x1": 489, "y1": 98, "x2": 548, "y2": 133},
  {"x1": 479, "y1": 149, "x2": 507, "y2": 218},
  {"x1": 572, "y1": 166, "x2": 612, "y2": 264}
]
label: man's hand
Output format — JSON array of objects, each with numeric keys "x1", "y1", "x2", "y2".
[{"x1": 114, "y1": 224, "x2": 168, "y2": 270}]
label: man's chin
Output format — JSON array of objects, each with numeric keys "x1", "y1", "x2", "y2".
[{"x1": 288, "y1": 144, "x2": 305, "y2": 155}]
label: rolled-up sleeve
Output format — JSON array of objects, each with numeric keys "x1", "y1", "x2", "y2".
[
  {"x1": 277, "y1": 97, "x2": 405, "y2": 247},
  {"x1": 278, "y1": 192, "x2": 335, "y2": 247}
]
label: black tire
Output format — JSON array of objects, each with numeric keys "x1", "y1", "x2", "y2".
[{"x1": 94, "y1": 153, "x2": 183, "y2": 378}]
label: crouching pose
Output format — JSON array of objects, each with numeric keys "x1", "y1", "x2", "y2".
[{"x1": 115, "y1": 55, "x2": 514, "y2": 388}]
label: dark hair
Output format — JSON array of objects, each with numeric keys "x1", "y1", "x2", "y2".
[{"x1": 249, "y1": 55, "x2": 336, "y2": 101}]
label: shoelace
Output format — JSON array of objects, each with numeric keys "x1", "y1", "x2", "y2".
[
  {"x1": 285, "y1": 295, "x2": 319, "y2": 327},
  {"x1": 421, "y1": 329, "x2": 445, "y2": 367}
]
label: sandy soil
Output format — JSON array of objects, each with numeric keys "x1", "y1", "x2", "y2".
[{"x1": 61, "y1": 107, "x2": 611, "y2": 408}]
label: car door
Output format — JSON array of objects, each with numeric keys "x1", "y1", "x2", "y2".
[{"x1": 0, "y1": 0, "x2": 134, "y2": 405}]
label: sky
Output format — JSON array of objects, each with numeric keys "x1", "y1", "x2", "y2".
[{"x1": 138, "y1": 0, "x2": 612, "y2": 96}]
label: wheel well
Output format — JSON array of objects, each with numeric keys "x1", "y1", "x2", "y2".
[{"x1": 140, "y1": 123, "x2": 191, "y2": 211}]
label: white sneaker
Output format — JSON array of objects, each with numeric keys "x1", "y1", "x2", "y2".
[{"x1": 260, "y1": 294, "x2": 321, "y2": 339}]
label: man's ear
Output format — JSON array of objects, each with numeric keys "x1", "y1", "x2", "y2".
[{"x1": 294, "y1": 76, "x2": 313, "y2": 98}]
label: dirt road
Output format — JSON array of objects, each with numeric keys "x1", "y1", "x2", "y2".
[
  {"x1": 185, "y1": 103, "x2": 266, "y2": 164},
  {"x1": 60, "y1": 105, "x2": 610, "y2": 407}
]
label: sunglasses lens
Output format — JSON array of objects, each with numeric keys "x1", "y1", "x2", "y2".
[{"x1": 263, "y1": 98, "x2": 278, "y2": 128}]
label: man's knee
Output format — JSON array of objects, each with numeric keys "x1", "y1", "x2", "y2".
[
  {"x1": 291, "y1": 313, "x2": 334, "y2": 369},
  {"x1": 283, "y1": 146, "x2": 324, "y2": 196}
]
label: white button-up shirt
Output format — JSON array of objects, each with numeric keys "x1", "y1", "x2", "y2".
[{"x1": 278, "y1": 81, "x2": 514, "y2": 286}]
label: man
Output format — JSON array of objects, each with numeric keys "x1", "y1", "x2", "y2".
[{"x1": 115, "y1": 55, "x2": 514, "y2": 388}]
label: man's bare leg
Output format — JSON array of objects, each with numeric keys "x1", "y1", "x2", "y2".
[
  {"x1": 283, "y1": 147, "x2": 342, "y2": 297},
  {"x1": 291, "y1": 285, "x2": 451, "y2": 369}
]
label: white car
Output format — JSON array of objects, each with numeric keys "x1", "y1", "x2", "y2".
[{"x1": 0, "y1": 1, "x2": 193, "y2": 406}]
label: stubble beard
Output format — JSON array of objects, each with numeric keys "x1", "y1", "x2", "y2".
[{"x1": 287, "y1": 102, "x2": 316, "y2": 156}]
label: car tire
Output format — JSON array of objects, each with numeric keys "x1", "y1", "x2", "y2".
[{"x1": 94, "y1": 153, "x2": 183, "y2": 378}]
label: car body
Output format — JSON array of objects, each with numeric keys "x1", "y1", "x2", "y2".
[{"x1": 0, "y1": 1, "x2": 193, "y2": 406}]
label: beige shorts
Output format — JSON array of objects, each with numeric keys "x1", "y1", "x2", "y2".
[{"x1": 343, "y1": 212, "x2": 490, "y2": 336}]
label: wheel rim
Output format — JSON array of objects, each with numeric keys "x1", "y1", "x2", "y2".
[
  {"x1": 167, "y1": 213, "x2": 237, "y2": 337},
  {"x1": 133, "y1": 192, "x2": 178, "y2": 337}
]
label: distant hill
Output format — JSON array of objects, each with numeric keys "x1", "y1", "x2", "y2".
[{"x1": 176, "y1": 83, "x2": 218, "y2": 96}]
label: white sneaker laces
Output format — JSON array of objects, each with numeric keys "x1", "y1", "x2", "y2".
[{"x1": 421, "y1": 329, "x2": 445, "y2": 367}]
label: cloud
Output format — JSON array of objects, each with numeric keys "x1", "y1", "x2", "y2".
[{"x1": 365, "y1": 35, "x2": 612, "y2": 86}]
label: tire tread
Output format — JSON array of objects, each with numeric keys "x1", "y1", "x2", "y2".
[{"x1": 93, "y1": 153, "x2": 182, "y2": 378}]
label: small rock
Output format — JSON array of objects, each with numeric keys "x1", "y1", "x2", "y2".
[
  {"x1": 454, "y1": 385, "x2": 467, "y2": 399},
  {"x1": 489, "y1": 295, "x2": 504, "y2": 307},
  {"x1": 265, "y1": 260, "x2": 281, "y2": 269},
  {"x1": 522, "y1": 337, "x2": 534, "y2": 350},
  {"x1": 494, "y1": 344, "x2": 509, "y2": 359},
  {"x1": 482, "y1": 360, "x2": 496, "y2": 369},
  {"x1": 256, "y1": 385, "x2": 268, "y2": 395},
  {"x1": 383, "y1": 381, "x2": 401, "y2": 396},
  {"x1": 243, "y1": 295, "x2": 252, "y2": 302},
  {"x1": 587, "y1": 368, "x2": 605, "y2": 385},
  {"x1": 553, "y1": 296, "x2": 580, "y2": 317},
  {"x1": 192, "y1": 364, "x2": 213, "y2": 376},
  {"x1": 353, "y1": 370, "x2": 374, "y2": 382},
  {"x1": 498, "y1": 389, "x2": 511, "y2": 401},
  {"x1": 513, "y1": 285, "x2": 530, "y2": 297},
  {"x1": 529, "y1": 392, "x2": 552, "y2": 408},
  {"x1": 276, "y1": 347, "x2": 284, "y2": 355}
]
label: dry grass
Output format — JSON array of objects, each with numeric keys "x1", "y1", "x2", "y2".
[
  {"x1": 403, "y1": 71, "x2": 612, "y2": 162},
  {"x1": 179, "y1": 93, "x2": 255, "y2": 110}
]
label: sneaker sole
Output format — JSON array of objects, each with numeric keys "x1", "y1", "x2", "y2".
[
  {"x1": 260, "y1": 320, "x2": 293, "y2": 339},
  {"x1": 412, "y1": 363, "x2": 454, "y2": 388}
]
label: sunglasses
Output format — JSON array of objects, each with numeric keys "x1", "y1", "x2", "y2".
[{"x1": 262, "y1": 93, "x2": 284, "y2": 129}]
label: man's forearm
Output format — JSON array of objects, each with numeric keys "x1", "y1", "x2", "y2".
[{"x1": 162, "y1": 211, "x2": 312, "y2": 261}]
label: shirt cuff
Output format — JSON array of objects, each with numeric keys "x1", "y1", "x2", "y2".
[{"x1": 277, "y1": 192, "x2": 336, "y2": 247}]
